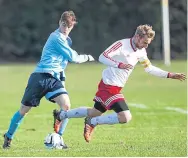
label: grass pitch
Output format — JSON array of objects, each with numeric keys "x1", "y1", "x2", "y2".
[{"x1": 0, "y1": 61, "x2": 187, "y2": 157}]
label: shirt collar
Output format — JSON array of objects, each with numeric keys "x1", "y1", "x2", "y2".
[
  {"x1": 130, "y1": 37, "x2": 137, "y2": 52},
  {"x1": 55, "y1": 28, "x2": 67, "y2": 40}
]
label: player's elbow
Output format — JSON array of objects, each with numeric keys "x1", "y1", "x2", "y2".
[{"x1": 98, "y1": 53, "x2": 105, "y2": 63}]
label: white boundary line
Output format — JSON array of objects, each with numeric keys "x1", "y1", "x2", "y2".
[
  {"x1": 129, "y1": 103, "x2": 147, "y2": 109},
  {"x1": 129, "y1": 103, "x2": 187, "y2": 115},
  {"x1": 165, "y1": 107, "x2": 188, "y2": 114}
]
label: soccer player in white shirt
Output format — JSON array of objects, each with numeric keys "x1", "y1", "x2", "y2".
[{"x1": 53, "y1": 24, "x2": 186, "y2": 143}]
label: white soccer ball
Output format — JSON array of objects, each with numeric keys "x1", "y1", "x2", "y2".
[{"x1": 44, "y1": 133, "x2": 65, "y2": 149}]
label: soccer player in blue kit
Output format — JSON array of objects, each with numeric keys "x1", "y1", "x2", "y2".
[{"x1": 2, "y1": 10, "x2": 94, "y2": 149}]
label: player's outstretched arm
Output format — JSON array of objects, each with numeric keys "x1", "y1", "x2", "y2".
[
  {"x1": 167, "y1": 73, "x2": 186, "y2": 81},
  {"x1": 87, "y1": 55, "x2": 95, "y2": 61},
  {"x1": 71, "y1": 52, "x2": 95, "y2": 63},
  {"x1": 138, "y1": 54, "x2": 186, "y2": 80},
  {"x1": 141, "y1": 60, "x2": 186, "y2": 81},
  {"x1": 56, "y1": 37, "x2": 94, "y2": 63}
]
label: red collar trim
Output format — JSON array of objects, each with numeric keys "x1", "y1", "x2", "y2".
[{"x1": 130, "y1": 38, "x2": 137, "y2": 52}]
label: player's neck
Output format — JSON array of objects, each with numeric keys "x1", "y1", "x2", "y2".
[{"x1": 59, "y1": 26, "x2": 70, "y2": 37}]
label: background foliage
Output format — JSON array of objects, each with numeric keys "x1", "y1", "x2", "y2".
[{"x1": 0, "y1": 0, "x2": 187, "y2": 61}]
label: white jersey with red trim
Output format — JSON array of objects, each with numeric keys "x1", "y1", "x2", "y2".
[{"x1": 99, "y1": 38, "x2": 169, "y2": 87}]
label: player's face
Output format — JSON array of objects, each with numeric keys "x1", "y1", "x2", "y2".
[
  {"x1": 136, "y1": 35, "x2": 152, "y2": 49},
  {"x1": 59, "y1": 18, "x2": 77, "y2": 31},
  {"x1": 59, "y1": 22, "x2": 75, "y2": 35}
]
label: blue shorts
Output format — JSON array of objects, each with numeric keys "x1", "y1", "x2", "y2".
[{"x1": 21, "y1": 73, "x2": 67, "y2": 107}]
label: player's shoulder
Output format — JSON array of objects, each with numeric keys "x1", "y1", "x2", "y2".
[
  {"x1": 50, "y1": 29, "x2": 67, "y2": 42},
  {"x1": 140, "y1": 48, "x2": 147, "y2": 54},
  {"x1": 137, "y1": 48, "x2": 147, "y2": 59},
  {"x1": 118, "y1": 38, "x2": 131, "y2": 45},
  {"x1": 115, "y1": 38, "x2": 132, "y2": 50}
]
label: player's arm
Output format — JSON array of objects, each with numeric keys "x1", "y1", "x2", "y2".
[
  {"x1": 56, "y1": 37, "x2": 94, "y2": 63},
  {"x1": 139, "y1": 54, "x2": 186, "y2": 81},
  {"x1": 99, "y1": 41, "x2": 133, "y2": 70}
]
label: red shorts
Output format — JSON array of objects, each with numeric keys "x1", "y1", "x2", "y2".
[{"x1": 93, "y1": 80, "x2": 125, "y2": 110}]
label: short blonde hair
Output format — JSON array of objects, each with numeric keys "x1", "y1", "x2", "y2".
[
  {"x1": 135, "y1": 24, "x2": 155, "y2": 40},
  {"x1": 59, "y1": 11, "x2": 77, "y2": 28}
]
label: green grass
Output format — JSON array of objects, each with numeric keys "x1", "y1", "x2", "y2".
[{"x1": 0, "y1": 61, "x2": 187, "y2": 157}]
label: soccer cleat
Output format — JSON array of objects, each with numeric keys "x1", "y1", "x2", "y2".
[
  {"x1": 53, "y1": 109, "x2": 61, "y2": 133},
  {"x1": 2, "y1": 134, "x2": 12, "y2": 149},
  {"x1": 83, "y1": 117, "x2": 95, "y2": 143},
  {"x1": 60, "y1": 142, "x2": 68, "y2": 149},
  {"x1": 59, "y1": 135, "x2": 68, "y2": 149}
]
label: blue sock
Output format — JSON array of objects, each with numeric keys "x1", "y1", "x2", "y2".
[
  {"x1": 91, "y1": 113, "x2": 119, "y2": 126},
  {"x1": 57, "y1": 109, "x2": 69, "y2": 136},
  {"x1": 59, "y1": 107, "x2": 88, "y2": 120},
  {"x1": 57, "y1": 118, "x2": 69, "y2": 136},
  {"x1": 6, "y1": 111, "x2": 24, "y2": 139}
]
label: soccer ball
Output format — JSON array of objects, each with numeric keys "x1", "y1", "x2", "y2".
[{"x1": 44, "y1": 133, "x2": 65, "y2": 149}]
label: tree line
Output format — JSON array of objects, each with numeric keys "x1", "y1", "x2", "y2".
[{"x1": 0, "y1": 0, "x2": 186, "y2": 62}]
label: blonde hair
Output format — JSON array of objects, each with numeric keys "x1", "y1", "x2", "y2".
[
  {"x1": 135, "y1": 24, "x2": 155, "y2": 40},
  {"x1": 59, "y1": 11, "x2": 77, "y2": 28}
]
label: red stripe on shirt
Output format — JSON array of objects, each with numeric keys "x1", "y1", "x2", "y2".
[
  {"x1": 104, "y1": 42, "x2": 122, "y2": 55},
  {"x1": 103, "y1": 42, "x2": 122, "y2": 63}
]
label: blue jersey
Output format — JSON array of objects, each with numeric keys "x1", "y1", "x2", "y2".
[{"x1": 34, "y1": 28, "x2": 88, "y2": 80}]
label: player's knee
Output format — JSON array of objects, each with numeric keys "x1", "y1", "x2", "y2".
[
  {"x1": 19, "y1": 104, "x2": 32, "y2": 116},
  {"x1": 87, "y1": 107, "x2": 103, "y2": 117},
  {"x1": 54, "y1": 94, "x2": 71, "y2": 111},
  {"x1": 118, "y1": 110, "x2": 132, "y2": 123},
  {"x1": 19, "y1": 110, "x2": 26, "y2": 116},
  {"x1": 61, "y1": 104, "x2": 71, "y2": 111}
]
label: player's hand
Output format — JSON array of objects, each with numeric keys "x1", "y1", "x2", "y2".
[
  {"x1": 88, "y1": 55, "x2": 95, "y2": 61},
  {"x1": 168, "y1": 73, "x2": 186, "y2": 81},
  {"x1": 118, "y1": 63, "x2": 133, "y2": 70}
]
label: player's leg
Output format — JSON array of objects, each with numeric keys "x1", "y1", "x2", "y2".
[
  {"x1": 86, "y1": 100, "x2": 131, "y2": 125},
  {"x1": 54, "y1": 80, "x2": 107, "y2": 121},
  {"x1": 53, "y1": 101, "x2": 105, "y2": 143},
  {"x1": 52, "y1": 93, "x2": 70, "y2": 135},
  {"x1": 84, "y1": 100, "x2": 131, "y2": 142},
  {"x1": 83, "y1": 101, "x2": 107, "y2": 142},
  {"x1": 51, "y1": 94, "x2": 70, "y2": 149},
  {"x1": 111, "y1": 100, "x2": 132, "y2": 123},
  {"x1": 3, "y1": 104, "x2": 32, "y2": 149},
  {"x1": 5, "y1": 104, "x2": 32, "y2": 138},
  {"x1": 88, "y1": 101, "x2": 106, "y2": 117},
  {"x1": 53, "y1": 100, "x2": 104, "y2": 135},
  {"x1": 3, "y1": 73, "x2": 45, "y2": 149},
  {"x1": 55, "y1": 101, "x2": 104, "y2": 120},
  {"x1": 53, "y1": 101, "x2": 106, "y2": 143},
  {"x1": 45, "y1": 80, "x2": 70, "y2": 148},
  {"x1": 56, "y1": 79, "x2": 70, "y2": 137},
  {"x1": 52, "y1": 86, "x2": 105, "y2": 135}
]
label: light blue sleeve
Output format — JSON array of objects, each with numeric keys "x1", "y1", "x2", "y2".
[{"x1": 55, "y1": 37, "x2": 89, "y2": 63}]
